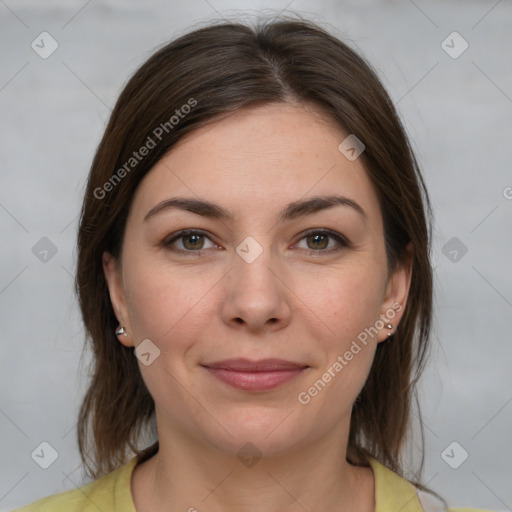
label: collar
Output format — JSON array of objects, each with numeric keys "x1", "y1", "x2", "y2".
[
  {"x1": 122, "y1": 454, "x2": 432, "y2": 512},
  {"x1": 368, "y1": 457, "x2": 428, "y2": 512}
]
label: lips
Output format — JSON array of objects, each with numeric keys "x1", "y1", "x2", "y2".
[
  {"x1": 204, "y1": 358, "x2": 308, "y2": 372},
  {"x1": 201, "y1": 358, "x2": 309, "y2": 391}
]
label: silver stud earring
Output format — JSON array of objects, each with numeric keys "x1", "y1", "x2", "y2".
[
  {"x1": 386, "y1": 323, "x2": 393, "y2": 337},
  {"x1": 115, "y1": 325, "x2": 127, "y2": 337}
]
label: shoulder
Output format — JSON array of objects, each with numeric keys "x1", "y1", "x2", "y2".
[
  {"x1": 368, "y1": 457, "x2": 496, "y2": 512},
  {"x1": 10, "y1": 457, "x2": 138, "y2": 512},
  {"x1": 448, "y1": 509, "x2": 496, "y2": 512}
]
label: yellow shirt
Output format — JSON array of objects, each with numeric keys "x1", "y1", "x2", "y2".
[{"x1": 11, "y1": 456, "x2": 493, "y2": 512}]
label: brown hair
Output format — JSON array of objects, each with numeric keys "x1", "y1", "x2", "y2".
[{"x1": 75, "y1": 15, "x2": 441, "y2": 502}]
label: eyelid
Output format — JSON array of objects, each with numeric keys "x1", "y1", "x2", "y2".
[
  {"x1": 163, "y1": 229, "x2": 219, "y2": 252},
  {"x1": 294, "y1": 228, "x2": 351, "y2": 250},
  {"x1": 163, "y1": 228, "x2": 351, "y2": 255}
]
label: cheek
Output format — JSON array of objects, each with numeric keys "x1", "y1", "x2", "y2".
[
  {"x1": 295, "y1": 263, "x2": 385, "y2": 346},
  {"x1": 122, "y1": 252, "x2": 216, "y2": 349},
  {"x1": 293, "y1": 269, "x2": 381, "y2": 421}
]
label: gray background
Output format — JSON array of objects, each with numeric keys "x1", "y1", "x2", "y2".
[{"x1": 1, "y1": 0, "x2": 511, "y2": 510}]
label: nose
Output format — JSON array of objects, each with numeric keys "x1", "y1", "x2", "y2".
[{"x1": 220, "y1": 243, "x2": 292, "y2": 333}]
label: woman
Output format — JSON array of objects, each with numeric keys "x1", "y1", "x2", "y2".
[{"x1": 14, "y1": 16, "x2": 491, "y2": 512}]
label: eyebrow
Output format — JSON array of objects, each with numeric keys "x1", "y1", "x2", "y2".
[{"x1": 143, "y1": 194, "x2": 367, "y2": 223}]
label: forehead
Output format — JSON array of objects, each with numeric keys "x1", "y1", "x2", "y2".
[{"x1": 128, "y1": 102, "x2": 382, "y2": 227}]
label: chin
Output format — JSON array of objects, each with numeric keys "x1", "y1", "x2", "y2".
[{"x1": 200, "y1": 406, "x2": 313, "y2": 458}]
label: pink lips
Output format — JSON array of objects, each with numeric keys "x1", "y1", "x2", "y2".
[{"x1": 202, "y1": 358, "x2": 309, "y2": 391}]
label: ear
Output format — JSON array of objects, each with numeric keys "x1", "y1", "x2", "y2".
[
  {"x1": 376, "y1": 242, "x2": 414, "y2": 343},
  {"x1": 102, "y1": 251, "x2": 133, "y2": 347}
]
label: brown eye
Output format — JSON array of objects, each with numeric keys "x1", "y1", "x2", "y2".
[
  {"x1": 181, "y1": 233, "x2": 205, "y2": 250},
  {"x1": 306, "y1": 233, "x2": 329, "y2": 250},
  {"x1": 163, "y1": 230, "x2": 217, "y2": 254},
  {"x1": 295, "y1": 230, "x2": 350, "y2": 254}
]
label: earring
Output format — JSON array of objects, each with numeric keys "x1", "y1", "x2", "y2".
[
  {"x1": 115, "y1": 325, "x2": 127, "y2": 337},
  {"x1": 385, "y1": 323, "x2": 393, "y2": 337}
]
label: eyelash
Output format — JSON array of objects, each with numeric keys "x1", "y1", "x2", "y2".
[{"x1": 162, "y1": 229, "x2": 351, "y2": 257}]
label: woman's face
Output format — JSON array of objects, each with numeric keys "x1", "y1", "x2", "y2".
[{"x1": 103, "y1": 102, "x2": 411, "y2": 457}]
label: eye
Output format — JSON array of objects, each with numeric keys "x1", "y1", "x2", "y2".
[
  {"x1": 294, "y1": 229, "x2": 350, "y2": 255},
  {"x1": 163, "y1": 230, "x2": 218, "y2": 254},
  {"x1": 163, "y1": 229, "x2": 350, "y2": 256}
]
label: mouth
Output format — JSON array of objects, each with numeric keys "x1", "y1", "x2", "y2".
[{"x1": 200, "y1": 358, "x2": 310, "y2": 392}]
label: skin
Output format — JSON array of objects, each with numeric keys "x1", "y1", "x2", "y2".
[{"x1": 103, "y1": 102, "x2": 413, "y2": 512}]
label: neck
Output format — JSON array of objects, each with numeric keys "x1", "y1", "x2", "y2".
[{"x1": 132, "y1": 418, "x2": 375, "y2": 512}]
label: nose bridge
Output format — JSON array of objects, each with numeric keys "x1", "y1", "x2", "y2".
[
  {"x1": 232, "y1": 234, "x2": 280, "y2": 293},
  {"x1": 235, "y1": 234, "x2": 267, "y2": 266}
]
